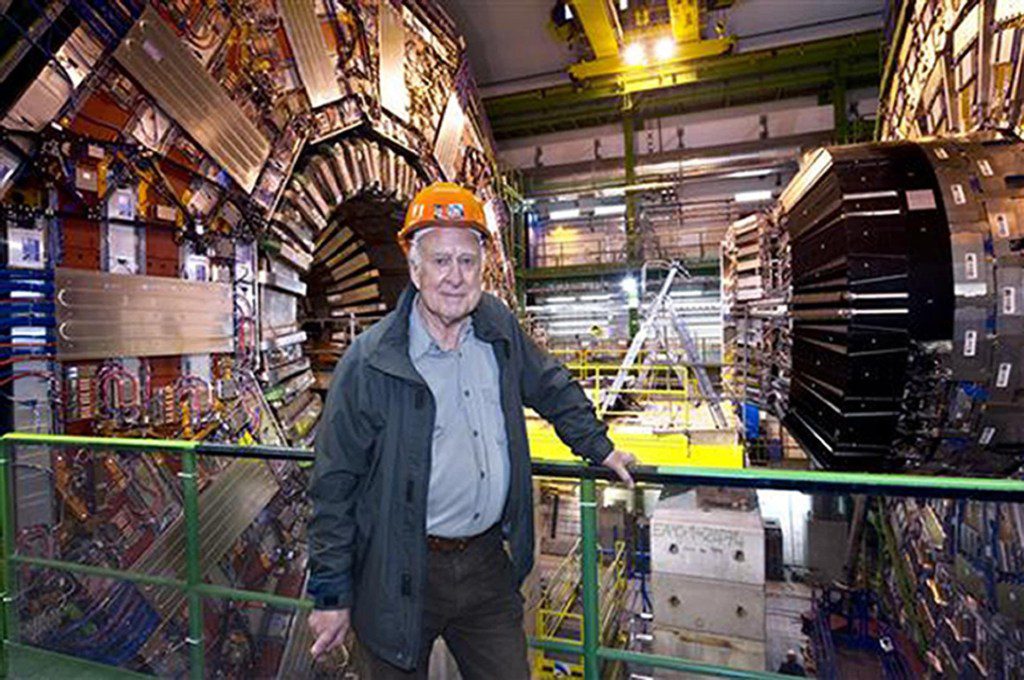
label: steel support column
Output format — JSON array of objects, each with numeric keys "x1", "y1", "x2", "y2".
[
  {"x1": 623, "y1": 109, "x2": 640, "y2": 262},
  {"x1": 832, "y1": 63, "x2": 848, "y2": 144},
  {"x1": 0, "y1": 439, "x2": 14, "y2": 677},
  {"x1": 181, "y1": 449, "x2": 205, "y2": 680},
  {"x1": 579, "y1": 477, "x2": 600, "y2": 680},
  {"x1": 514, "y1": 207, "x2": 529, "y2": 309}
]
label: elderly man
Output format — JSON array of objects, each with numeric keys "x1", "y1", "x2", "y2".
[{"x1": 306, "y1": 182, "x2": 635, "y2": 678}]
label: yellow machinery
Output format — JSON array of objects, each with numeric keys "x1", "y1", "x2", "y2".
[
  {"x1": 533, "y1": 540, "x2": 629, "y2": 679},
  {"x1": 528, "y1": 348, "x2": 744, "y2": 468}
]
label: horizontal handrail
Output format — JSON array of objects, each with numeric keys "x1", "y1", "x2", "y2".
[
  {"x1": 6, "y1": 432, "x2": 1024, "y2": 501},
  {"x1": 4, "y1": 433, "x2": 1024, "y2": 679}
]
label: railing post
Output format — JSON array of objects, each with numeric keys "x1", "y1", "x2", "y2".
[
  {"x1": 180, "y1": 447, "x2": 205, "y2": 680},
  {"x1": 579, "y1": 477, "x2": 600, "y2": 680},
  {"x1": 0, "y1": 438, "x2": 15, "y2": 677}
]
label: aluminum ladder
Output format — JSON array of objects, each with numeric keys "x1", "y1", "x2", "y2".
[{"x1": 599, "y1": 261, "x2": 728, "y2": 429}]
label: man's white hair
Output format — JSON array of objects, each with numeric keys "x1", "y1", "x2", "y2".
[{"x1": 407, "y1": 227, "x2": 485, "y2": 268}]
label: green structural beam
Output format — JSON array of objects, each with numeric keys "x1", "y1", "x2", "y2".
[
  {"x1": 1, "y1": 432, "x2": 196, "y2": 451},
  {"x1": 181, "y1": 449, "x2": 205, "y2": 680},
  {"x1": 194, "y1": 583, "x2": 313, "y2": 611},
  {"x1": 4, "y1": 641, "x2": 154, "y2": 679},
  {"x1": 0, "y1": 440, "x2": 16, "y2": 677},
  {"x1": 519, "y1": 259, "x2": 720, "y2": 283},
  {"x1": 875, "y1": 0, "x2": 912, "y2": 141},
  {"x1": 598, "y1": 647, "x2": 793, "y2": 678},
  {"x1": 831, "y1": 62, "x2": 849, "y2": 144},
  {"x1": 494, "y1": 60, "x2": 879, "y2": 138},
  {"x1": 622, "y1": 110, "x2": 640, "y2": 263},
  {"x1": 9, "y1": 554, "x2": 184, "y2": 590},
  {"x1": 5, "y1": 554, "x2": 312, "y2": 612},
  {"x1": 531, "y1": 460, "x2": 1024, "y2": 503},
  {"x1": 485, "y1": 30, "x2": 881, "y2": 138},
  {"x1": 579, "y1": 478, "x2": 601, "y2": 680}
]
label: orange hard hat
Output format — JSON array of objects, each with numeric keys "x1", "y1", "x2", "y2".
[{"x1": 397, "y1": 182, "x2": 490, "y2": 254}]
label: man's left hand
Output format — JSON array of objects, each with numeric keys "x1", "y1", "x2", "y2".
[{"x1": 600, "y1": 450, "x2": 637, "y2": 487}]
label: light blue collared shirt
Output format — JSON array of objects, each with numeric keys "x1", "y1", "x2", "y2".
[{"x1": 409, "y1": 296, "x2": 510, "y2": 538}]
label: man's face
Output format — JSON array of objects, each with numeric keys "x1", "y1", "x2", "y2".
[{"x1": 409, "y1": 228, "x2": 484, "y2": 326}]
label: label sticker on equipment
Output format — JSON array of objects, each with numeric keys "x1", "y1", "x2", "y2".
[
  {"x1": 997, "y1": 362, "x2": 1013, "y2": 388},
  {"x1": 996, "y1": 213, "x2": 1010, "y2": 237},
  {"x1": 964, "y1": 252, "x2": 978, "y2": 279},
  {"x1": 6, "y1": 226, "x2": 44, "y2": 269},
  {"x1": 934, "y1": 147, "x2": 949, "y2": 159},
  {"x1": 980, "y1": 427, "x2": 996, "y2": 445},
  {"x1": 905, "y1": 189, "x2": 936, "y2": 211},
  {"x1": 977, "y1": 159, "x2": 994, "y2": 176},
  {"x1": 142, "y1": 39, "x2": 164, "y2": 63},
  {"x1": 964, "y1": 329, "x2": 977, "y2": 357},
  {"x1": 1003, "y1": 286, "x2": 1017, "y2": 314},
  {"x1": 951, "y1": 184, "x2": 967, "y2": 204}
]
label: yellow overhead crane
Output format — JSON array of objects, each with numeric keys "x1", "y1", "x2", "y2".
[{"x1": 567, "y1": 0, "x2": 735, "y2": 83}]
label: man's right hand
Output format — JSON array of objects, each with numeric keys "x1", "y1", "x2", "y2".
[{"x1": 308, "y1": 607, "x2": 351, "y2": 658}]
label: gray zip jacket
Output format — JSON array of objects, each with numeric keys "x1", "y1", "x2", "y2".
[{"x1": 307, "y1": 285, "x2": 614, "y2": 670}]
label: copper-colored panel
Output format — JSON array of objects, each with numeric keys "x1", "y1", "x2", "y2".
[
  {"x1": 279, "y1": 0, "x2": 344, "y2": 109},
  {"x1": 114, "y1": 7, "x2": 270, "y2": 192},
  {"x1": 56, "y1": 268, "x2": 233, "y2": 360}
]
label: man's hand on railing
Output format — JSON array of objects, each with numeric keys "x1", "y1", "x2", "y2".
[
  {"x1": 309, "y1": 607, "x2": 350, "y2": 658},
  {"x1": 600, "y1": 449, "x2": 637, "y2": 488}
]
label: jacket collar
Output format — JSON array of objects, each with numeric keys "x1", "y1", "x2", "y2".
[{"x1": 368, "y1": 284, "x2": 511, "y2": 382}]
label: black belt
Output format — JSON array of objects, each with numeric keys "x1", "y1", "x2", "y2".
[{"x1": 427, "y1": 524, "x2": 499, "y2": 553}]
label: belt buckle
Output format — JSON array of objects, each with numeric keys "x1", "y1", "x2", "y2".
[{"x1": 428, "y1": 535, "x2": 471, "y2": 552}]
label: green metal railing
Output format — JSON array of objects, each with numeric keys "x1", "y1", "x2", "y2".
[
  {"x1": 2, "y1": 432, "x2": 1024, "y2": 679},
  {"x1": 0, "y1": 434, "x2": 314, "y2": 680}
]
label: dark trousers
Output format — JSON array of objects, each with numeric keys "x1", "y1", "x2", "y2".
[{"x1": 356, "y1": 528, "x2": 530, "y2": 679}]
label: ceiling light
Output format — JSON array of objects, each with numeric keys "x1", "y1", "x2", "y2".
[
  {"x1": 623, "y1": 43, "x2": 646, "y2": 67},
  {"x1": 636, "y1": 162, "x2": 681, "y2": 176},
  {"x1": 593, "y1": 204, "x2": 626, "y2": 216},
  {"x1": 725, "y1": 168, "x2": 777, "y2": 179},
  {"x1": 734, "y1": 190, "x2": 773, "y2": 203},
  {"x1": 548, "y1": 208, "x2": 581, "y2": 220},
  {"x1": 654, "y1": 37, "x2": 675, "y2": 62},
  {"x1": 618, "y1": 0, "x2": 628, "y2": 10}
]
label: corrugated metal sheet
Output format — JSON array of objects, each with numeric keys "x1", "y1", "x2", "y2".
[
  {"x1": 434, "y1": 92, "x2": 466, "y2": 179},
  {"x1": 55, "y1": 268, "x2": 234, "y2": 360},
  {"x1": 113, "y1": 7, "x2": 270, "y2": 192},
  {"x1": 379, "y1": 0, "x2": 409, "y2": 121},
  {"x1": 280, "y1": 0, "x2": 344, "y2": 109}
]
